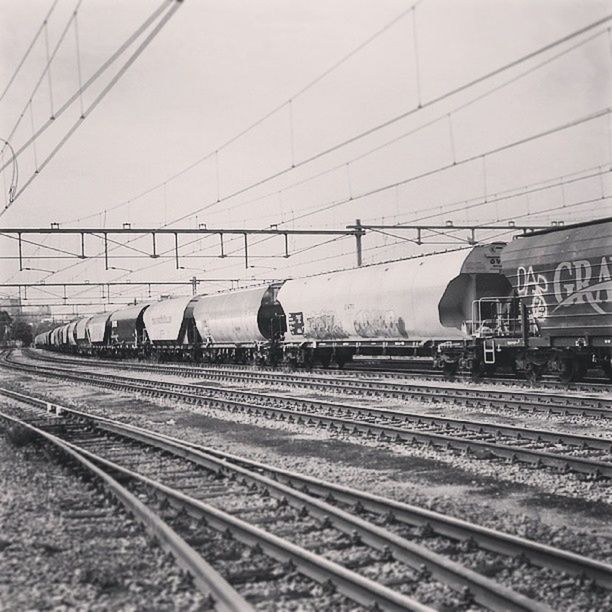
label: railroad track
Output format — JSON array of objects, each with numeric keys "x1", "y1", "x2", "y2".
[
  {"x1": 28, "y1": 348, "x2": 611, "y2": 393},
  {"x1": 23, "y1": 349, "x2": 612, "y2": 416},
  {"x1": 1, "y1": 387, "x2": 544, "y2": 612},
  {"x1": 4, "y1": 386, "x2": 612, "y2": 610},
  {"x1": 0, "y1": 407, "x2": 252, "y2": 611},
  {"x1": 4, "y1": 352, "x2": 612, "y2": 479}
]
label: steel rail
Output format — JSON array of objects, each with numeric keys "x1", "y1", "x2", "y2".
[
  {"x1": 0, "y1": 397, "x2": 441, "y2": 611},
  {"x1": 8, "y1": 353, "x2": 612, "y2": 452},
  {"x1": 0, "y1": 387, "x2": 552, "y2": 611},
  {"x1": 37, "y1": 357, "x2": 611, "y2": 449},
  {"x1": 3, "y1": 356, "x2": 612, "y2": 477},
  {"x1": 1, "y1": 411, "x2": 434, "y2": 612},
  {"x1": 4, "y1": 385, "x2": 612, "y2": 591},
  {"x1": 26, "y1": 349, "x2": 612, "y2": 415},
  {"x1": 0, "y1": 409, "x2": 252, "y2": 612},
  {"x1": 30, "y1": 347, "x2": 612, "y2": 392},
  {"x1": 72, "y1": 445, "x2": 436, "y2": 612}
]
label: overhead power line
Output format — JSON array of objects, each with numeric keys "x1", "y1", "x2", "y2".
[
  {"x1": 0, "y1": 0, "x2": 184, "y2": 215},
  {"x1": 51, "y1": 16, "x2": 610, "y2": 281},
  {"x1": 60, "y1": 1, "x2": 425, "y2": 225},
  {"x1": 1, "y1": 0, "x2": 84, "y2": 155},
  {"x1": 63, "y1": 11, "x2": 612, "y2": 228},
  {"x1": 274, "y1": 107, "x2": 611, "y2": 227},
  {"x1": 181, "y1": 26, "x2": 608, "y2": 229},
  {"x1": 0, "y1": 0, "x2": 171, "y2": 170},
  {"x1": 0, "y1": 0, "x2": 60, "y2": 103}
]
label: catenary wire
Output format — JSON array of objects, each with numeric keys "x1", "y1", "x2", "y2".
[
  {"x1": 0, "y1": 0, "x2": 60, "y2": 103},
  {"x1": 2, "y1": 0, "x2": 183, "y2": 209},
  {"x1": 59, "y1": 12, "x2": 612, "y2": 228}
]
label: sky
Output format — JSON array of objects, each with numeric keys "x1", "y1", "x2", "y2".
[{"x1": 0, "y1": 0, "x2": 610, "y2": 316}]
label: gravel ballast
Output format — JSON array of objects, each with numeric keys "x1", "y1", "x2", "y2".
[{"x1": 0, "y1": 425, "x2": 207, "y2": 611}]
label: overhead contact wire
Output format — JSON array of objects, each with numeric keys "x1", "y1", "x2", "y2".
[
  {"x1": 1, "y1": 0, "x2": 83, "y2": 156},
  {"x1": 57, "y1": 1, "x2": 424, "y2": 223},
  {"x1": 0, "y1": 0, "x2": 60, "y2": 103},
  {"x1": 98, "y1": 12, "x2": 612, "y2": 229},
  {"x1": 0, "y1": 0, "x2": 172, "y2": 172},
  {"x1": 7, "y1": 0, "x2": 183, "y2": 205}
]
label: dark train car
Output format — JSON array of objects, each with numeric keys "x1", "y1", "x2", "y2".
[
  {"x1": 108, "y1": 303, "x2": 152, "y2": 355},
  {"x1": 75, "y1": 316, "x2": 92, "y2": 348},
  {"x1": 475, "y1": 218, "x2": 611, "y2": 380}
]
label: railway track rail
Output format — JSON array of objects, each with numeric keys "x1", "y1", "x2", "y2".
[
  {"x1": 1, "y1": 387, "x2": 548, "y2": 612},
  {"x1": 4, "y1": 386, "x2": 612, "y2": 610},
  {"x1": 28, "y1": 348, "x2": 611, "y2": 393},
  {"x1": 0, "y1": 408, "x2": 251, "y2": 612},
  {"x1": 24, "y1": 349, "x2": 612, "y2": 416},
  {"x1": 4, "y1": 352, "x2": 612, "y2": 479}
]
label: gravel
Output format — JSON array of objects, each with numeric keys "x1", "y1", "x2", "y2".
[
  {"x1": 2, "y1": 362, "x2": 612, "y2": 611},
  {"x1": 0, "y1": 428, "x2": 208, "y2": 611}
]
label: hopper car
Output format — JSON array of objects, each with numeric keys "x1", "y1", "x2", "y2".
[{"x1": 34, "y1": 218, "x2": 611, "y2": 382}]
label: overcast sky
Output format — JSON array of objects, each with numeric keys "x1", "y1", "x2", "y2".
[{"x1": 0, "y1": 0, "x2": 610, "y2": 315}]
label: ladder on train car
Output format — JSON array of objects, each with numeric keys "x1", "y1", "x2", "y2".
[{"x1": 483, "y1": 339, "x2": 496, "y2": 364}]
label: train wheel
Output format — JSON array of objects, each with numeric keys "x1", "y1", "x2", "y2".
[
  {"x1": 442, "y1": 361, "x2": 458, "y2": 380},
  {"x1": 526, "y1": 363, "x2": 544, "y2": 384},
  {"x1": 602, "y1": 360, "x2": 612, "y2": 382},
  {"x1": 470, "y1": 362, "x2": 487, "y2": 381},
  {"x1": 558, "y1": 358, "x2": 576, "y2": 384},
  {"x1": 574, "y1": 361, "x2": 587, "y2": 382}
]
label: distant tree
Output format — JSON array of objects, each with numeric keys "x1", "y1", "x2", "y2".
[
  {"x1": 33, "y1": 320, "x2": 57, "y2": 336},
  {"x1": 0, "y1": 311, "x2": 12, "y2": 342},
  {"x1": 10, "y1": 319, "x2": 33, "y2": 346}
]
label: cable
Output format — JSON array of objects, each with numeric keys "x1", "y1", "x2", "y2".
[
  {"x1": 362, "y1": 165, "x2": 609, "y2": 226},
  {"x1": 273, "y1": 107, "x2": 611, "y2": 227},
  {"x1": 64, "y1": 12, "x2": 612, "y2": 228},
  {"x1": 170, "y1": 27, "x2": 610, "y2": 227},
  {"x1": 0, "y1": 139, "x2": 18, "y2": 204},
  {"x1": 59, "y1": 2, "x2": 424, "y2": 225},
  {"x1": 14, "y1": 37, "x2": 610, "y2": 283},
  {"x1": 56, "y1": 24, "x2": 606, "y2": 278},
  {"x1": 1, "y1": 0, "x2": 83, "y2": 157},
  {"x1": 0, "y1": 0, "x2": 174, "y2": 172},
  {"x1": 2, "y1": 0, "x2": 183, "y2": 209},
  {"x1": 44, "y1": 14, "x2": 609, "y2": 287},
  {"x1": 0, "y1": 0, "x2": 60, "y2": 103}
]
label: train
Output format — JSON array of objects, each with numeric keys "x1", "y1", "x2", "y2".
[{"x1": 34, "y1": 217, "x2": 612, "y2": 383}]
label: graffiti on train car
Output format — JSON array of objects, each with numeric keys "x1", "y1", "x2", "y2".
[
  {"x1": 305, "y1": 312, "x2": 348, "y2": 339},
  {"x1": 516, "y1": 256, "x2": 612, "y2": 317},
  {"x1": 288, "y1": 312, "x2": 304, "y2": 335},
  {"x1": 353, "y1": 310, "x2": 408, "y2": 338},
  {"x1": 516, "y1": 265, "x2": 549, "y2": 318},
  {"x1": 552, "y1": 256, "x2": 612, "y2": 314}
]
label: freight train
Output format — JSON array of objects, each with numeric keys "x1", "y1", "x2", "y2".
[{"x1": 34, "y1": 218, "x2": 612, "y2": 383}]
